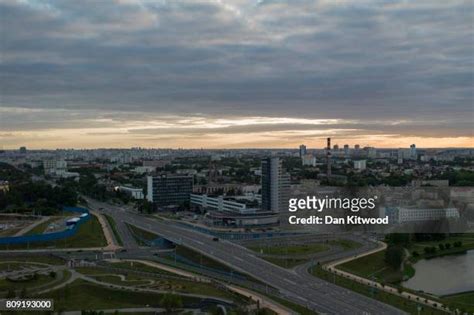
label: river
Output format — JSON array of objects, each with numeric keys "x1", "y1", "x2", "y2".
[{"x1": 402, "y1": 250, "x2": 474, "y2": 296}]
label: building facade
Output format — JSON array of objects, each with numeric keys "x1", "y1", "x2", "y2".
[
  {"x1": 146, "y1": 175, "x2": 193, "y2": 207},
  {"x1": 261, "y1": 157, "x2": 290, "y2": 213}
]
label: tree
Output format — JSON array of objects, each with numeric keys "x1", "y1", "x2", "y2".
[
  {"x1": 385, "y1": 245, "x2": 404, "y2": 269},
  {"x1": 159, "y1": 293, "x2": 182, "y2": 312}
]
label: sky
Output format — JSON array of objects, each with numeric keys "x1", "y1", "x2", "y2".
[{"x1": 0, "y1": 0, "x2": 473, "y2": 149}]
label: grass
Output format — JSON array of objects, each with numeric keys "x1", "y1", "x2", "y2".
[
  {"x1": 0, "y1": 255, "x2": 65, "y2": 265},
  {"x1": 260, "y1": 256, "x2": 308, "y2": 269},
  {"x1": 441, "y1": 291, "x2": 474, "y2": 313},
  {"x1": 409, "y1": 234, "x2": 474, "y2": 262},
  {"x1": 0, "y1": 227, "x2": 22, "y2": 236},
  {"x1": 248, "y1": 242, "x2": 329, "y2": 256},
  {"x1": 247, "y1": 239, "x2": 362, "y2": 269},
  {"x1": 126, "y1": 224, "x2": 159, "y2": 246},
  {"x1": 0, "y1": 274, "x2": 56, "y2": 291},
  {"x1": 75, "y1": 265, "x2": 241, "y2": 300},
  {"x1": 34, "y1": 279, "x2": 205, "y2": 312},
  {"x1": 25, "y1": 217, "x2": 58, "y2": 236},
  {"x1": 265, "y1": 295, "x2": 317, "y2": 315},
  {"x1": 109, "y1": 261, "x2": 181, "y2": 277},
  {"x1": 338, "y1": 250, "x2": 404, "y2": 284},
  {"x1": 103, "y1": 213, "x2": 123, "y2": 246},
  {"x1": 0, "y1": 215, "x2": 107, "y2": 250},
  {"x1": 328, "y1": 239, "x2": 362, "y2": 250},
  {"x1": 311, "y1": 266, "x2": 448, "y2": 315}
]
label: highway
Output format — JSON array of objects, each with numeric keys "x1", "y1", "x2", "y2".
[{"x1": 87, "y1": 199, "x2": 406, "y2": 315}]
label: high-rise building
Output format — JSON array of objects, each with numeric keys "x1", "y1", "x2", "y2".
[
  {"x1": 261, "y1": 157, "x2": 290, "y2": 213},
  {"x1": 344, "y1": 144, "x2": 350, "y2": 156},
  {"x1": 19, "y1": 146, "x2": 27, "y2": 154},
  {"x1": 354, "y1": 144, "x2": 360, "y2": 150},
  {"x1": 326, "y1": 138, "x2": 332, "y2": 178},
  {"x1": 299, "y1": 144, "x2": 307, "y2": 158},
  {"x1": 146, "y1": 175, "x2": 193, "y2": 207},
  {"x1": 410, "y1": 144, "x2": 417, "y2": 160},
  {"x1": 333, "y1": 144, "x2": 339, "y2": 150}
]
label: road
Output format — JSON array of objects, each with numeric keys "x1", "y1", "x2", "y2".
[{"x1": 87, "y1": 199, "x2": 406, "y2": 315}]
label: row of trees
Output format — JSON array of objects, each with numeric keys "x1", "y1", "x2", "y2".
[{"x1": 0, "y1": 181, "x2": 77, "y2": 215}]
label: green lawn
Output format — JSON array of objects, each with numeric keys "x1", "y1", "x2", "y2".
[
  {"x1": 328, "y1": 239, "x2": 363, "y2": 250},
  {"x1": 441, "y1": 291, "x2": 474, "y2": 313},
  {"x1": 311, "y1": 266, "x2": 448, "y2": 315},
  {"x1": 0, "y1": 215, "x2": 107, "y2": 250},
  {"x1": 35, "y1": 279, "x2": 204, "y2": 312},
  {"x1": 126, "y1": 224, "x2": 159, "y2": 246},
  {"x1": 248, "y1": 242, "x2": 329, "y2": 256},
  {"x1": 76, "y1": 265, "x2": 243, "y2": 300},
  {"x1": 25, "y1": 217, "x2": 58, "y2": 236},
  {"x1": 409, "y1": 234, "x2": 474, "y2": 261},
  {"x1": 109, "y1": 261, "x2": 181, "y2": 277},
  {"x1": 261, "y1": 256, "x2": 308, "y2": 269},
  {"x1": 338, "y1": 250, "x2": 404, "y2": 284},
  {"x1": 0, "y1": 274, "x2": 56, "y2": 291},
  {"x1": 0, "y1": 255, "x2": 65, "y2": 265},
  {"x1": 266, "y1": 295, "x2": 317, "y2": 315},
  {"x1": 103, "y1": 213, "x2": 123, "y2": 246}
]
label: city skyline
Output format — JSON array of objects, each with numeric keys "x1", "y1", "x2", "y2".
[{"x1": 1, "y1": 0, "x2": 473, "y2": 149}]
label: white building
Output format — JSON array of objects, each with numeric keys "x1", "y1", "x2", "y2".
[
  {"x1": 301, "y1": 154, "x2": 317, "y2": 167},
  {"x1": 354, "y1": 160, "x2": 367, "y2": 170},
  {"x1": 299, "y1": 144, "x2": 307, "y2": 158},
  {"x1": 190, "y1": 194, "x2": 257, "y2": 214},
  {"x1": 383, "y1": 207, "x2": 460, "y2": 224},
  {"x1": 133, "y1": 166, "x2": 156, "y2": 174},
  {"x1": 115, "y1": 186, "x2": 144, "y2": 199}
]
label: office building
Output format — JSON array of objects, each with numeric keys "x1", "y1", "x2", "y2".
[
  {"x1": 299, "y1": 144, "x2": 307, "y2": 158},
  {"x1": 410, "y1": 144, "x2": 417, "y2": 160},
  {"x1": 115, "y1": 186, "x2": 144, "y2": 199},
  {"x1": 344, "y1": 144, "x2": 350, "y2": 156},
  {"x1": 190, "y1": 194, "x2": 257, "y2": 214},
  {"x1": 354, "y1": 160, "x2": 367, "y2": 170},
  {"x1": 261, "y1": 157, "x2": 290, "y2": 213},
  {"x1": 383, "y1": 207, "x2": 460, "y2": 224},
  {"x1": 146, "y1": 175, "x2": 193, "y2": 207},
  {"x1": 301, "y1": 154, "x2": 317, "y2": 167}
]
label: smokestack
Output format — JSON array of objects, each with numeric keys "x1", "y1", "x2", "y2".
[{"x1": 327, "y1": 137, "x2": 332, "y2": 178}]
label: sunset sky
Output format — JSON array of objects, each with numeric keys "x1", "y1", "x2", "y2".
[{"x1": 1, "y1": 0, "x2": 473, "y2": 149}]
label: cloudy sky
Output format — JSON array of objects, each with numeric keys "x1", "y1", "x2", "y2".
[{"x1": 1, "y1": 0, "x2": 473, "y2": 149}]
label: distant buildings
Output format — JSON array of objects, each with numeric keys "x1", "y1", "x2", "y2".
[
  {"x1": 190, "y1": 194, "x2": 257, "y2": 214},
  {"x1": 383, "y1": 207, "x2": 460, "y2": 224},
  {"x1": 343, "y1": 144, "x2": 350, "y2": 156},
  {"x1": 299, "y1": 144, "x2": 307, "y2": 158},
  {"x1": 0, "y1": 180, "x2": 9, "y2": 192},
  {"x1": 115, "y1": 186, "x2": 144, "y2": 199},
  {"x1": 146, "y1": 174, "x2": 193, "y2": 207},
  {"x1": 354, "y1": 160, "x2": 367, "y2": 170},
  {"x1": 19, "y1": 147, "x2": 27, "y2": 154},
  {"x1": 261, "y1": 157, "x2": 290, "y2": 212},
  {"x1": 133, "y1": 166, "x2": 156, "y2": 175},
  {"x1": 43, "y1": 159, "x2": 79, "y2": 179},
  {"x1": 301, "y1": 154, "x2": 317, "y2": 167},
  {"x1": 410, "y1": 144, "x2": 417, "y2": 160}
]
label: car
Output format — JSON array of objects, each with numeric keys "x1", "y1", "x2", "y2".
[{"x1": 212, "y1": 237, "x2": 219, "y2": 242}]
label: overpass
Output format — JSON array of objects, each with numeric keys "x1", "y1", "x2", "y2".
[{"x1": 87, "y1": 199, "x2": 406, "y2": 315}]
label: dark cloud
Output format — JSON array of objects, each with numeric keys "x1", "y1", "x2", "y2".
[{"x1": 0, "y1": 0, "x2": 472, "y2": 142}]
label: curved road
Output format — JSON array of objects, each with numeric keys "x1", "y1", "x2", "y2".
[{"x1": 88, "y1": 199, "x2": 406, "y2": 315}]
